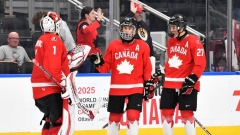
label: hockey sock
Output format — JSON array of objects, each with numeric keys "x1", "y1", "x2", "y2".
[
  {"x1": 107, "y1": 113, "x2": 122, "y2": 135},
  {"x1": 161, "y1": 109, "x2": 174, "y2": 135},
  {"x1": 126, "y1": 120, "x2": 139, "y2": 135},
  {"x1": 181, "y1": 110, "x2": 195, "y2": 135}
]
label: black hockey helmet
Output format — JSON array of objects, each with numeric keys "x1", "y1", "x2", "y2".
[
  {"x1": 119, "y1": 17, "x2": 137, "y2": 42},
  {"x1": 168, "y1": 14, "x2": 188, "y2": 39},
  {"x1": 168, "y1": 14, "x2": 187, "y2": 30}
]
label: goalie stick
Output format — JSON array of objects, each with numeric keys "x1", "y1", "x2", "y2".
[
  {"x1": 194, "y1": 117, "x2": 212, "y2": 135},
  {"x1": 32, "y1": 59, "x2": 104, "y2": 119}
]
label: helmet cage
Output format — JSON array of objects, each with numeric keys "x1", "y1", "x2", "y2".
[
  {"x1": 40, "y1": 11, "x2": 62, "y2": 33},
  {"x1": 119, "y1": 17, "x2": 137, "y2": 40}
]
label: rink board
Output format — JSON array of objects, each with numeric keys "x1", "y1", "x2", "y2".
[{"x1": 0, "y1": 73, "x2": 240, "y2": 135}]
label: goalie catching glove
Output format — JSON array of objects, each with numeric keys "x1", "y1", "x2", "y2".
[
  {"x1": 181, "y1": 73, "x2": 198, "y2": 95},
  {"x1": 67, "y1": 45, "x2": 91, "y2": 70},
  {"x1": 143, "y1": 79, "x2": 155, "y2": 100},
  {"x1": 90, "y1": 52, "x2": 104, "y2": 67}
]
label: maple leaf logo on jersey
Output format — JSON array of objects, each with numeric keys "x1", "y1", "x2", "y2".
[
  {"x1": 168, "y1": 54, "x2": 182, "y2": 69},
  {"x1": 117, "y1": 59, "x2": 134, "y2": 74}
]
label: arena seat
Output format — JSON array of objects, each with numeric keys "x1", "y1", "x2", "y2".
[
  {"x1": 19, "y1": 62, "x2": 33, "y2": 74},
  {"x1": 1, "y1": 17, "x2": 31, "y2": 37},
  {"x1": 0, "y1": 62, "x2": 19, "y2": 74}
]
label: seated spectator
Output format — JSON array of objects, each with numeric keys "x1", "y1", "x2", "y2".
[{"x1": 0, "y1": 31, "x2": 32, "y2": 66}]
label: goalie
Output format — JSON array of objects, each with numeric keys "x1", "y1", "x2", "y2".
[
  {"x1": 32, "y1": 11, "x2": 90, "y2": 70},
  {"x1": 31, "y1": 12, "x2": 75, "y2": 135}
]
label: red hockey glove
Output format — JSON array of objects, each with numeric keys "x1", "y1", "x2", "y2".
[
  {"x1": 90, "y1": 53, "x2": 104, "y2": 67},
  {"x1": 143, "y1": 79, "x2": 155, "y2": 100},
  {"x1": 181, "y1": 74, "x2": 198, "y2": 95}
]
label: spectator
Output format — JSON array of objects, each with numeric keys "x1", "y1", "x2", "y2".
[
  {"x1": 127, "y1": 1, "x2": 154, "y2": 57},
  {"x1": 127, "y1": 2, "x2": 156, "y2": 74},
  {"x1": 0, "y1": 31, "x2": 32, "y2": 66},
  {"x1": 76, "y1": 6, "x2": 103, "y2": 73}
]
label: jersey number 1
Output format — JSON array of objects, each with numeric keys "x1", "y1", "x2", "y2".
[{"x1": 53, "y1": 46, "x2": 56, "y2": 55}]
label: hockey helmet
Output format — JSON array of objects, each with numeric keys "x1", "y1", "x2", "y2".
[
  {"x1": 168, "y1": 14, "x2": 187, "y2": 30},
  {"x1": 119, "y1": 17, "x2": 137, "y2": 40},
  {"x1": 40, "y1": 11, "x2": 62, "y2": 33}
]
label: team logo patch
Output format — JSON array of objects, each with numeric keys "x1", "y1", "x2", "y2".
[
  {"x1": 137, "y1": 28, "x2": 148, "y2": 41},
  {"x1": 82, "y1": 25, "x2": 87, "y2": 29},
  {"x1": 51, "y1": 37, "x2": 57, "y2": 41}
]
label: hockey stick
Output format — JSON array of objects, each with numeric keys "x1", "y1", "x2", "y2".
[
  {"x1": 66, "y1": 71, "x2": 104, "y2": 119},
  {"x1": 32, "y1": 59, "x2": 104, "y2": 119},
  {"x1": 102, "y1": 74, "x2": 160, "y2": 129},
  {"x1": 194, "y1": 117, "x2": 212, "y2": 135}
]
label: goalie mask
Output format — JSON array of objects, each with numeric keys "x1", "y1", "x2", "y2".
[
  {"x1": 168, "y1": 14, "x2": 188, "y2": 40},
  {"x1": 40, "y1": 11, "x2": 62, "y2": 33},
  {"x1": 119, "y1": 17, "x2": 137, "y2": 43}
]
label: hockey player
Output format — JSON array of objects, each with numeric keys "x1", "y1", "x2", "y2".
[
  {"x1": 90, "y1": 17, "x2": 154, "y2": 135},
  {"x1": 31, "y1": 11, "x2": 89, "y2": 70},
  {"x1": 159, "y1": 14, "x2": 206, "y2": 135},
  {"x1": 31, "y1": 12, "x2": 74, "y2": 135}
]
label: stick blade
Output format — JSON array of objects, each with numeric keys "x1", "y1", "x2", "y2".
[{"x1": 91, "y1": 98, "x2": 104, "y2": 117}]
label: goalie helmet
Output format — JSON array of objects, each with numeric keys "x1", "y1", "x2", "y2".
[
  {"x1": 119, "y1": 17, "x2": 137, "y2": 42},
  {"x1": 40, "y1": 11, "x2": 62, "y2": 33}
]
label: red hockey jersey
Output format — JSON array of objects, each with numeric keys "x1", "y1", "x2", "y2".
[
  {"x1": 76, "y1": 20, "x2": 102, "y2": 56},
  {"x1": 97, "y1": 39, "x2": 152, "y2": 96},
  {"x1": 31, "y1": 33, "x2": 70, "y2": 99},
  {"x1": 164, "y1": 34, "x2": 206, "y2": 91}
]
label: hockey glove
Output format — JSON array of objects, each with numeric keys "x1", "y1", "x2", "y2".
[
  {"x1": 67, "y1": 45, "x2": 91, "y2": 70},
  {"x1": 143, "y1": 79, "x2": 155, "y2": 100},
  {"x1": 90, "y1": 52, "x2": 104, "y2": 67},
  {"x1": 181, "y1": 74, "x2": 198, "y2": 95},
  {"x1": 154, "y1": 65, "x2": 165, "y2": 85}
]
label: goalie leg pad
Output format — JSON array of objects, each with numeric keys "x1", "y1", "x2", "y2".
[
  {"x1": 49, "y1": 117, "x2": 62, "y2": 135},
  {"x1": 57, "y1": 99, "x2": 75, "y2": 135},
  {"x1": 42, "y1": 121, "x2": 50, "y2": 135}
]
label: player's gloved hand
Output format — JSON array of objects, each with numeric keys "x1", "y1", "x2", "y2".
[
  {"x1": 143, "y1": 79, "x2": 155, "y2": 100},
  {"x1": 90, "y1": 52, "x2": 104, "y2": 67},
  {"x1": 181, "y1": 74, "x2": 198, "y2": 95},
  {"x1": 154, "y1": 65, "x2": 165, "y2": 86},
  {"x1": 68, "y1": 46, "x2": 85, "y2": 70}
]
